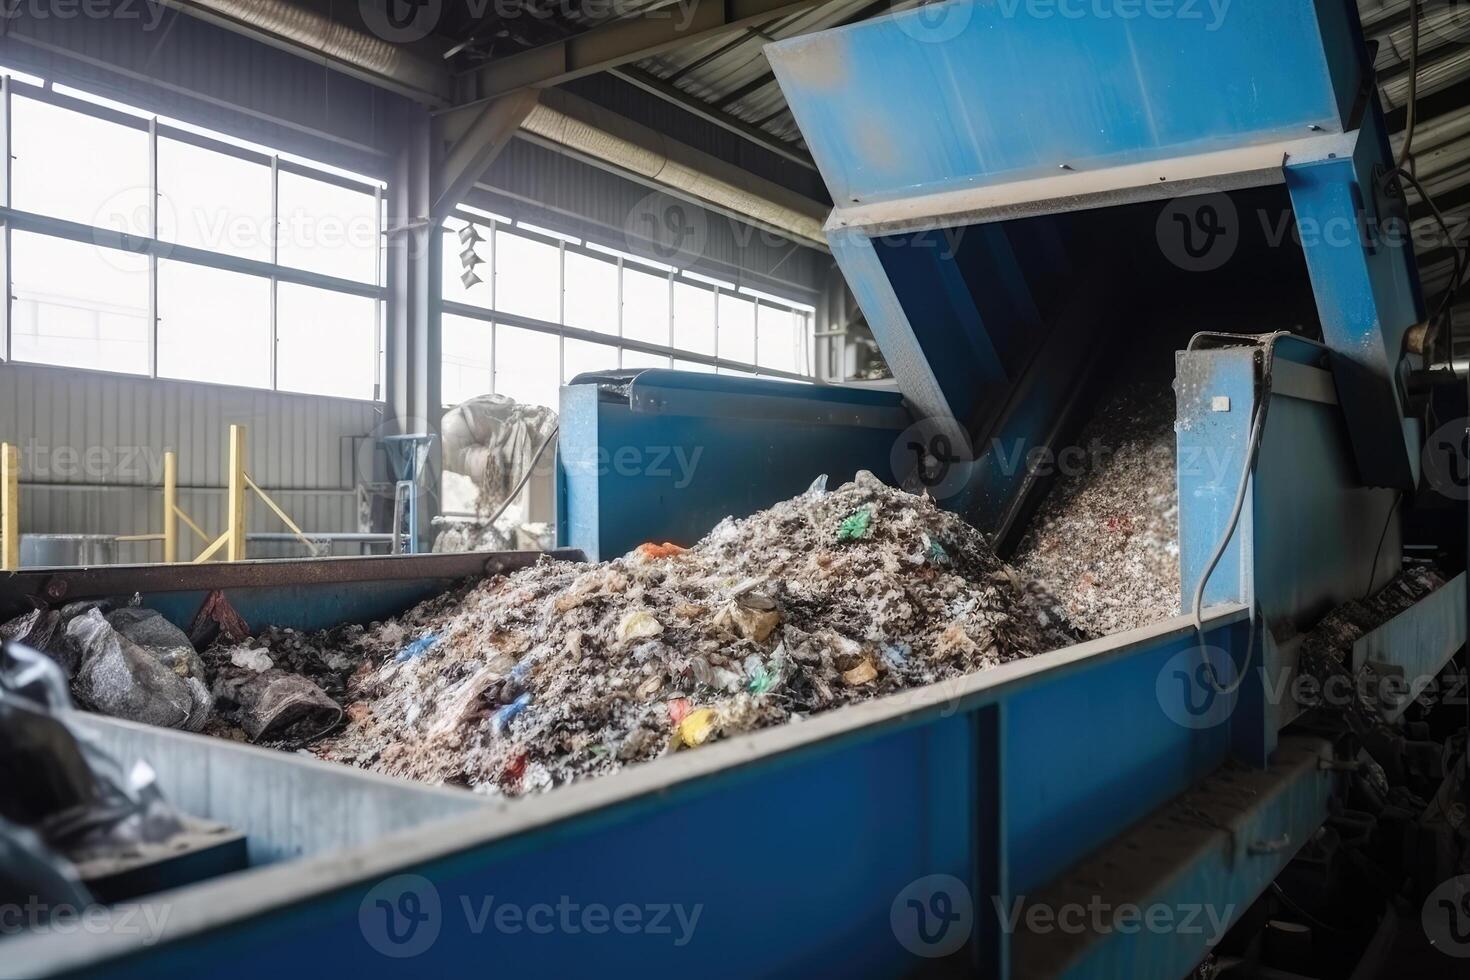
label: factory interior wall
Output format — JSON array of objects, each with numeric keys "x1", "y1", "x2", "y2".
[
  {"x1": 0, "y1": 361, "x2": 381, "y2": 562},
  {"x1": 0, "y1": 3, "x2": 835, "y2": 552}
]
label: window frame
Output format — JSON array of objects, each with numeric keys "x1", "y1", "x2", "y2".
[
  {"x1": 0, "y1": 72, "x2": 386, "y2": 402},
  {"x1": 439, "y1": 209, "x2": 815, "y2": 409}
]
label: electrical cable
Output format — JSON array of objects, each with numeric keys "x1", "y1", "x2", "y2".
[
  {"x1": 485, "y1": 424, "x2": 560, "y2": 527},
  {"x1": 1397, "y1": 0, "x2": 1421, "y2": 172},
  {"x1": 1362, "y1": 491, "x2": 1403, "y2": 599},
  {"x1": 1187, "y1": 333, "x2": 1281, "y2": 695}
]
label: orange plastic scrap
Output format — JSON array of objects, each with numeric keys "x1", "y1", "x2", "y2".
[{"x1": 636, "y1": 541, "x2": 688, "y2": 560}]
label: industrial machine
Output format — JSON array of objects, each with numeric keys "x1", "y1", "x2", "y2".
[{"x1": 3, "y1": 1, "x2": 1467, "y2": 977}]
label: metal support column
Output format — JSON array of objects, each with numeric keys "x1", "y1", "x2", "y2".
[{"x1": 384, "y1": 106, "x2": 443, "y2": 549}]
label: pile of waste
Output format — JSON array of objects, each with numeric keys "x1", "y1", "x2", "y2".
[
  {"x1": 0, "y1": 592, "x2": 352, "y2": 748},
  {"x1": 1, "y1": 474, "x2": 1084, "y2": 798},
  {"x1": 1298, "y1": 564, "x2": 1447, "y2": 676},
  {"x1": 1013, "y1": 381, "x2": 1181, "y2": 637},
  {"x1": 306, "y1": 472, "x2": 1081, "y2": 796}
]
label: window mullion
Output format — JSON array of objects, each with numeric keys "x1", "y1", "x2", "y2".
[
  {"x1": 147, "y1": 115, "x2": 159, "y2": 379},
  {"x1": 269, "y1": 154, "x2": 279, "y2": 391},
  {"x1": 2, "y1": 73, "x2": 11, "y2": 364}
]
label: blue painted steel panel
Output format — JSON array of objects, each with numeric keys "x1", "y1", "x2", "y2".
[
  {"x1": 555, "y1": 371, "x2": 911, "y2": 560},
  {"x1": 767, "y1": 0, "x2": 1346, "y2": 206},
  {"x1": 49, "y1": 611, "x2": 1250, "y2": 979},
  {"x1": 1285, "y1": 104, "x2": 1425, "y2": 488}
]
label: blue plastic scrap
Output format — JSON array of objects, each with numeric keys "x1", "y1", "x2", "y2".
[
  {"x1": 395, "y1": 634, "x2": 440, "y2": 663},
  {"x1": 493, "y1": 692, "x2": 533, "y2": 735}
]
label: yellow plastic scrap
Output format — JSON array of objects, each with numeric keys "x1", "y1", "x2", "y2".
[
  {"x1": 616, "y1": 609, "x2": 664, "y2": 645},
  {"x1": 842, "y1": 659, "x2": 878, "y2": 686},
  {"x1": 678, "y1": 708, "x2": 719, "y2": 748}
]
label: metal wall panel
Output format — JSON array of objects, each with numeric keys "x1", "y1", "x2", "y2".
[{"x1": 0, "y1": 362, "x2": 380, "y2": 563}]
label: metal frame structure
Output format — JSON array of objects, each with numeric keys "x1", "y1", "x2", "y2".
[
  {"x1": 0, "y1": 70, "x2": 387, "y2": 400},
  {"x1": 442, "y1": 207, "x2": 817, "y2": 397}
]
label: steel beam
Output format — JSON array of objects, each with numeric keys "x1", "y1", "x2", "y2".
[
  {"x1": 452, "y1": 0, "x2": 831, "y2": 109},
  {"x1": 431, "y1": 89, "x2": 539, "y2": 222},
  {"x1": 609, "y1": 67, "x2": 817, "y2": 172}
]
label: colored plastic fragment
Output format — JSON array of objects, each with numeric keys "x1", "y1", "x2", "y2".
[
  {"x1": 492, "y1": 692, "x2": 532, "y2": 735},
  {"x1": 666, "y1": 697, "x2": 692, "y2": 726},
  {"x1": 678, "y1": 708, "x2": 718, "y2": 747},
  {"x1": 922, "y1": 533, "x2": 949, "y2": 565},
  {"x1": 395, "y1": 634, "x2": 440, "y2": 663},
  {"x1": 636, "y1": 541, "x2": 688, "y2": 560},
  {"x1": 836, "y1": 504, "x2": 874, "y2": 543},
  {"x1": 616, "y1": 609, "x2": 664, "y2": 644}
]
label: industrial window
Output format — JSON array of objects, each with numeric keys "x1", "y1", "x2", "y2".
[
  {"x1": 0, "y1": 69, "x2": 385, "y2": 402},
  {"x1": 442, "y1": 313, "x2": 494, "y2": 406},
  {"x1": 10, "y1": 231, "x2": 151, "y2": 375},
  {"x1": 275, "y1": 284, "x2": 378, "y2": 400},
  {"x1": 440, "y1": 210, "x2": 815, "y2": 411},
  {"x1": 156, "y1": 261, "x2": 273, "y2": 388}
]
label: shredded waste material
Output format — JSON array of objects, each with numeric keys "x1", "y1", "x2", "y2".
[
  {"x1": 1298, "y1": 565, "x2": 1447, "y2": 675},
  {"x1": 296, "y1": 472, "x2": 1082, "y2": 796},
  {"x1": 1292, "y1": 564, "x2": 1449, "y2": 736},
  {"x1": 1013, "y1": 381, "x2": 1181, "y2": 637}
]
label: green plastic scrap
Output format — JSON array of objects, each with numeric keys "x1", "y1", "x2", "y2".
[
  {"x1": 923, "y1": 533, "x2": 950, "y2": 565},
  {"x1": 837, "y1": 505, "x2": 875, "y2": 543}
]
